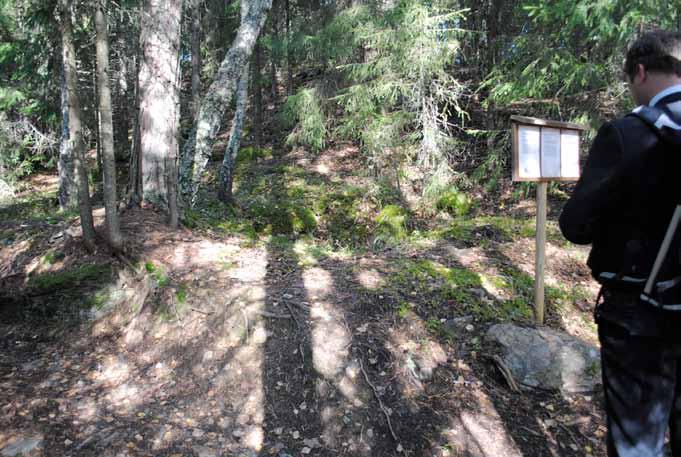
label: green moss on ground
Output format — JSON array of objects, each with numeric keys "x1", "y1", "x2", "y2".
[{"x1": 29, "y1": 264, "x2": 111, "y2": 292}]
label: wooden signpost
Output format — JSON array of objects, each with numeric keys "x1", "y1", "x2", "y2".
[{"x1": 511, "y1": 115, "x2": 587, "y2": 324}]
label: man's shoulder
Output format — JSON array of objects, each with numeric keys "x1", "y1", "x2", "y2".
[
  {"x1": 604, "y1": 112, "x2": 658, "y2": 147},
  {"x1": 610, "y1": 112, "x2": 651, "y2": 132}
]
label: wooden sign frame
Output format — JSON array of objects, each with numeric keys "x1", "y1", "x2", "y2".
[
  {"x1": 511, "y1": 115, "x2": 587, "y2": 183},
  {"x1": 510, "y1": 115, "x2": 588, "y2": 325}
]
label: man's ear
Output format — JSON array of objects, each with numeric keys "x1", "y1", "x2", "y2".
[{"x1": 636, "y1": 63, "x2": 647, "y2": 83}]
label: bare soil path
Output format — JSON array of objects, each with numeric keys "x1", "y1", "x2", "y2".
[{"x1": 0, "y1": 147, "x2": 607, "y2": 456}]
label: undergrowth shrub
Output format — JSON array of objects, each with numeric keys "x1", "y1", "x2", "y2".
[
  {"x1": 436, "y1": 186, "x2": 472, "y2": 217},
  {"x1": 279, "y1": 87, "x2": 327, "y2": 153}
]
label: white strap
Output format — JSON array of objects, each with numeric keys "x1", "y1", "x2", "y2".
[{"x1": 645, "y1": 205, "x2": 681, "y2": 295}]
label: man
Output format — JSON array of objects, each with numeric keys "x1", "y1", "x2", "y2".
[{"x1": 560, "y1": 31, "x2": 681, "y2": 456}]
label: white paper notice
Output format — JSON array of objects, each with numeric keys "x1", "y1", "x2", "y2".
[
  {"x1": 518, "y1": 126, "x2": 540, "y2": 179},
  {"x1": 560, "y1": 130, "x2": 580, "y2": 178},
  {"x1": 540, "y1": 128, "x2": 561, "y2": 178}
]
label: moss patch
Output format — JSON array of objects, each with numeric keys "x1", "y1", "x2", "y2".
[{"x1": 29, "y1": 264, "x2": 111, "y2": 292}]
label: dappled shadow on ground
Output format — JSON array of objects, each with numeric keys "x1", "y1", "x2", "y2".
[{"x1": 0, "y1": 147, "x2": 608, "y2": 456}]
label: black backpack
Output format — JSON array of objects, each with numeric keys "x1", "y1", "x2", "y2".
[{"x1": 628, "y1": 105, "x2": 681, "y2": 311}]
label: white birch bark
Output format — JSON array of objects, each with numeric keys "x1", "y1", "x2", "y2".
[
  {"x1": 58, "y1": 67, "x2": 77, "y2": 211},
  {"x1": 218, "y1": 63, "x2": 250, "y2": 202},
  {"x1": 179, "y1": 0, "x2": 272, "y2": 207},
  {"x1": 191, "y1": 0, "x2": 202, "y2": 121}
]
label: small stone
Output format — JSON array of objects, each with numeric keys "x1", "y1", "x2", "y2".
[
  {"x1": 292, "y1": 431, "x2": 300, "y2": 439},
  {"x1": 397, "y1": 443, "x2": 404, "y2": 453},
  {"x1": 366, "y1": 429, "x2": 374, "y2": 438},
  {"x1": 64, "y1": 439, "x2": 73, "y2": 446},
  {"x1": 193, "y1": 445, "x2": 218, "y2": 457},
  {"x1": 465, "y1": 324, "x2": 474, "y2": 332},
  {"x1": 273, "y1": 427, "x2": 283, "y2": 435},
  {"x1": 134, "y1": 434, "x2": 143, "y2": 441},
  {"x1": 301, "y1": 447, "x2": 311, "y2": 454},
  {"x1": 192, "y1": 429, "x2": 204, "y2": 438},
  {"x1": 233, "y1": 429, "x2": 244, "y2": 438}
]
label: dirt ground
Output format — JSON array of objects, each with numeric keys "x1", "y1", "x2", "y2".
[{"x1": 0, "y1": 146, "x2": 609, "y2": 457}]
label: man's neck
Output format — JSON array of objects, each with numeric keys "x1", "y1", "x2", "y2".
[{"x1": 645, "y1": 73, "x2": 681, "y2": 106}]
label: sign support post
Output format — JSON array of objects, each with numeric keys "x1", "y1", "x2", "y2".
[
  {"x1": 511, "y1": 115, "x2": 586, "y2": 325},
  {"x1": 535, "y1": 182, "x2": 548, "y2": 324}
]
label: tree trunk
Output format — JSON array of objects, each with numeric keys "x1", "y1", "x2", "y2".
[
  {"x1": 178, "y1": 0, "x2": 273, "y2": 207},
  {"x1": 270, "y1": 0, "x2": 278, "y2": 101},
  {"x1": 58, "y1": 67, "x2": 77, "y2": 211},
  {"x1": 94, "y1": 70, "x2": 103, "y2": 178},
  {"x1": 218, "y1": 63, "x2": 250, "y2": 203},
  {"x1": 285, "y1": 0, "x2": 293, "y2": 95},
  {"x1": 127, "y1": 46, "x2": 143, "y2": 207},
  {"x1": 253, "y1": 40, "x2": 263, "y2": 149},
  {"x1": 191, "y1": 0, "x2": 202, "y2": 120},
  {"x1": 60, "y1": 0, "x2": 96, "y2": 251},
  {"x1": 114, "y1": 34, "x2": 132, "y2": 162},
  {"x1": 126, "y1": 3, "x2": 143, "y2": 207},
  {"x1": 95, "y1": 0, "x2": 123, "y2": 250},
  {"x1": 138, "y1": 0, "x2": 182, "y2": 215}
]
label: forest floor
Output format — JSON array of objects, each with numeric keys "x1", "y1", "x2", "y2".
[{"x1": 0, "y1": 140, "x2": 610, "y2": 456}]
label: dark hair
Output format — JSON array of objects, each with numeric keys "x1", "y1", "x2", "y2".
[{"x1": 624, "y1": 30, "x2": 681, "y2": 81}]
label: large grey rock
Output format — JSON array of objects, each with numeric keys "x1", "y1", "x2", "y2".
[
  {"x1": 1, "y1": 434, "x2": 44, "y2": 457},
  {"x1": 486, "y1": 324, "x2": 601, "y2": 393}
]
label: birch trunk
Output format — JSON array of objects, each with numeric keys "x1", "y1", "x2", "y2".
[
  {"x1": 179, "y1": 0, "x2": 272, "y2": 207},
  {"x1": 138, "y1": 0, "x2": 182, "y2": 215},
  {"x1": 191, "y1": 0, "x2": 202, "y2": 120},
  {"x1": 58, "y1": 67, "x2": 77, "y2": 211},
  {"x1": 60, "y1": 0, "x2": 96, "y2": 250},
  {"x1": 95, "y1": 0, "x2": 123, "y2": 250},
  {"x1": 253, "y1": 41, "x2": 263, "y2": 149},
  {"x1": 217, "y1": 63, "x2": 250, "y2": 203}
]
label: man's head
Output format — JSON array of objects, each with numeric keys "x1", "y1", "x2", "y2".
[{"x1": 624, "y1": 30, "x2": 681, "y2": 106}]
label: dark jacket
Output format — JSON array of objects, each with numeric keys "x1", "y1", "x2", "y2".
[{"x1": 560, "y1": 91, "x2": 681, "y2": 285}]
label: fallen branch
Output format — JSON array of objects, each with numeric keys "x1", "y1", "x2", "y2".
[
  {"x1": 359, "y1": 357, "x2": 399, "y2": 442},
  {"x1": 76, "y1": 426, "x2": 115, "y2": 450},
  {"x1": 190, "y1": 307, "x2": 213, "y2": 315},
  {"x1": 256, "y1": 310, "x2": 292, "y2": 319},
  {"x1": 115, "y1": 253, "x2": 140, "y2": 276},
  {"x1": 282, "y1": 300, "x2": 300, "y2": 329}
]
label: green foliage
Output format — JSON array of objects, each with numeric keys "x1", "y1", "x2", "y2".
[
  {"x1": 175, "y1": 285, "x2": 187, "y2": 304},
  {"x1": 471, "y1": 132, "x2": 509, "y2": 192},
  {"x1": 436, "y1": 187, "x2": 472, "y2": 217},
  {"x1": 282, "y1": 0, "x2": 467, "y2": 196},
  {"x1": 280, "y1": 87, "x2": 327, "y2": 152},
  {"x1": 0, "y1": 188, "x2": 73, "y2": 222},
  {"x1": 237, "y1": 146, "x2": 272, "y2": 164},
  {"x1": 375, "y1": 204, "x2": 409, "y2": 241},
  {"x1": 313, "y1": 186, "x2": 370, "y2": 245},
  {"x1": 144, "y1": 261, "x2": 169, "y2": 286},
  {"x1": 29, "y1": 264, "x2": 111, "y2": 292},
  {"x1": 485, "y1": 0, "x2": 680, "y2": 113}
]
